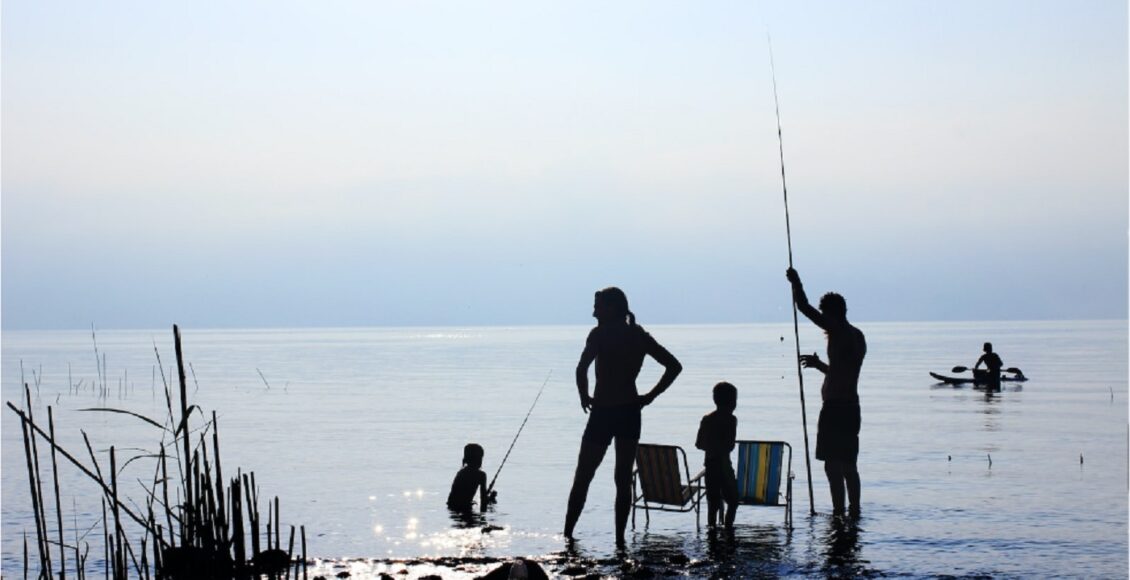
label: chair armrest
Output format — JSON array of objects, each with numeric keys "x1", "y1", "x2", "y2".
[{"x1": 689, "y1": 468, "x2": 706, "y2": 484}]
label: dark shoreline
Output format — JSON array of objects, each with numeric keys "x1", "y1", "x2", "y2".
[{"x1": 307, "y1": 553, "x2": 716, "y2": 579}]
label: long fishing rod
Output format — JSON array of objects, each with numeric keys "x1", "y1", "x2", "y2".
[
  {"x1": 768, "y1": 33, "x2": 817, "y2": 516},
  {"x1": 487, "y1": 369, "x2": 553, "y2": 494}
]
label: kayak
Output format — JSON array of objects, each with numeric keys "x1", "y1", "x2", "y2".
[{"x1": 929, "y1": 371, "x2": 1027, "y2": 386}]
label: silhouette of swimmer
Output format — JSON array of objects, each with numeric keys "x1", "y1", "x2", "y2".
[
  {"x1": 447, "y1": 443, "x2": 496, "y2": 511},
  {"x1": 696, "y1": 381, "x2": 739, "y2": 529},
  {"x1": 787, "y1": 268, "x2": 866, "y2": 519},
  {"x1": 563, "y1": 287, "x2": 682, "y2": 547},
  {"x1": 973, "y1": 342, "x2": 1004, "y2": 391}
]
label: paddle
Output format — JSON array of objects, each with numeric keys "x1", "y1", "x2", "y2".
[{"x1": 951, "y1": 365, "x2": 1023, "y2": 375}]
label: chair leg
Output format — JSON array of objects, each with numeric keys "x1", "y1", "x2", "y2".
[
  {"x1": 786, "y1": 477, "x2": 793, "y2": 529},
  {"x1": 631, "y1": 473, "x2": 638, "y2": 529}
]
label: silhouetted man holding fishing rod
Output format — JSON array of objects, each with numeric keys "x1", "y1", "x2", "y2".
[
  {"x1": 564, "y1": 287, "x2": 682, "y2": 547},
  {"x1": 787, "y1": 268, "x2": 866, "y2": 519}
]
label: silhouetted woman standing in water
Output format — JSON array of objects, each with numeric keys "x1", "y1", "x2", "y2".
[{"x1": 564, "y1": 287, "x2": 682, "y2": 547}]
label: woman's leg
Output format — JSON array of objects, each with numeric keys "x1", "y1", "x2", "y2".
[
  {"x1": 564, "y1": 439, "x2": 609, "y2": 539},
  {"x1": 613, "y1": 437, "x2": 638, "y2": 546}
]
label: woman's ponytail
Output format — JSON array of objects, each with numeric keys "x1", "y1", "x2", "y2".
[{"x1": 597, "y1": 286, "x2": 639, "y2": 326}]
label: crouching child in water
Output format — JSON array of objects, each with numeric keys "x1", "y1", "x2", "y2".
[
  {"x1": 447, "y1": 443, "x2": 497, "y2": 511},
  {"x1": 695, "y1": 381, "x2": 739, "y2": 528}
]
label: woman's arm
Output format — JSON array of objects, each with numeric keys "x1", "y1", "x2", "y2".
[
  {"x1": 575, "y1": 335, "x2": 596, "y2": 413},
  {"x1": 640, "y1": 341, "x2": 682, "y2": 406}
]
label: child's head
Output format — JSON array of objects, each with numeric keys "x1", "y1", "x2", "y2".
[
  {"x1": 462, "y1": 443, "x2": 484, "y2": 469},
  {"x1": 712, "y1": 381, "x2": 737, "y2": 412}
]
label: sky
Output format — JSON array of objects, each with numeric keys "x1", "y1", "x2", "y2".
[{"x1": 2, "y1": 1, "x2": 1127, "y2": 330}]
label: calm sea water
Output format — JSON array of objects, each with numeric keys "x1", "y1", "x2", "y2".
[{"x1": 3, "y1": 321, "x2": 1127, "y2": 578}]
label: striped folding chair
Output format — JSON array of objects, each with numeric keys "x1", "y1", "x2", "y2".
[
  {"x1": 735, "y1": 440, "x2": 793, "y2": 528},
  {"x1": 631, "y1": 443, "x2": 706, "y2": 528}
]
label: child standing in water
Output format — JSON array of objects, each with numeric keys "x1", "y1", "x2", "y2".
[
  {"x1": 447, "y1": 443, "x2": 496, "y2": 511},
  {"x1": 696, "y1": 381, "x2": 739, "y2": 528}
]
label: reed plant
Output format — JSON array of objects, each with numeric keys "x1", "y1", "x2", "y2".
[{"x1": 8, "y1": 325, "x2": 307, "y2": 579}]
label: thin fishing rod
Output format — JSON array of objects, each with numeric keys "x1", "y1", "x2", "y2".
[
  {"x1": 768, "y1": 33, "x2": 817, "y2": 517},
  {"x1": 487, "y1": 369, "x2": 553, "y2": 493}
]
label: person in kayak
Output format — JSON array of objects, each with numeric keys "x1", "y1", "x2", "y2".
[
  {"x1": 787, "y1": 268, "x2": 867, "y2": 519},
  {"x1": 973, "y1": 342, "x2": 1003, "y2": 391},
  {"x1": 564, "y1": 287, "x2": 682, "y2": 547}
]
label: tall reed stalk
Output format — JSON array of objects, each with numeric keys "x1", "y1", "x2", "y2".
[{"x1": 9, "y1": 325, "x2": 307, "y2": 579}]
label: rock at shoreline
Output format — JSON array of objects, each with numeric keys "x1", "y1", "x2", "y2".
[{"x1": 475, "y1": 558, "x2": 549, "y2": 580}]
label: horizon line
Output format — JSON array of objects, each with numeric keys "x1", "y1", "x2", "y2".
[{"x1": 2, "y1": 317, "x2": 1126, "y2": 334}]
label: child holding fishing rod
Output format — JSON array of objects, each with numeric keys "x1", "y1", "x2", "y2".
[
  {"x1": 447, "y1": 443, "x2": 497, "y2": 512},
  {"x1": 447, "y1": 372, "x2": 552, "y2": 514},
  {"x1": 564, "y1": 287, "x2": 682, "y2": 547}
]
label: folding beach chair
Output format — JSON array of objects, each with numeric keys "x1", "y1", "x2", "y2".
[
  {"x1": 735, "y1": 440, "x2": 793, "y2": 528},
  {"x1": 631, "y1": 443, "x2": 706, "y2": 528}
]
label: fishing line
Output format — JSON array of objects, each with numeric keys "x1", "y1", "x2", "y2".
[
  {"x1": 768, "y1": 33, "x2": 817, "y2": 516},
  {"x1": 487, "y1": 369, "x2": 553, "y2": 494}
]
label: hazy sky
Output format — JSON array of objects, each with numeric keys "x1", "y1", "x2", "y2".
[{"x1": 3, "y1": 1, "x2": 1127, "y2": 330}]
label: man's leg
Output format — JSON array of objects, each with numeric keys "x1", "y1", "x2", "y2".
[
  {"x1": 844, "y1": 460, "x2": 860, "y2": 517},
  {"x1": 612, "y1": 436, "x2": 638, "y2": 547},
  {"x1": 824, "y1": 460, "x2": 846, "y2": 516},
  {"x1": 564, "y1": 439, "x2": 609, "y2": 539}
]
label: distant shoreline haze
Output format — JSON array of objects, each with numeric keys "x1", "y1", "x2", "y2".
[{"x1": 2, "y1": 318, "x2": 1127, "y2": 333}]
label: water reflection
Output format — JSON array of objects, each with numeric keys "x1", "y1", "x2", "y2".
[
  {"x1": 631, "y1": 531, "x2": 698, "y2": 574},
  {"x1": 820, "y1": 517, "x2": 877, "y2": 578},
  {"x1": 707, "y1": 523, "x2": 793, "y2": 577},
  {"x1": 978, "y1": 393, "x2": 1004, "y2": 437},
  {"x1": 435, "y1": 509, "x2": 514, "y2": 558},
  {"x1": 603, "y1": 523, "x2": 796, "y2": 577},
  {"x1": 448, "y1": 508, "x2": 487, "y2": 529}
]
